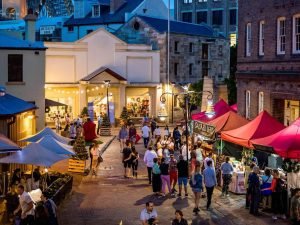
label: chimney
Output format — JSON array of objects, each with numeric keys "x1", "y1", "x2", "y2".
[
  {"x1": 24, "y1": 10, "x2": 37, "y2": 43},
  {"x1": 110, "y1": 0, "x2": 126, "y2": 14}
]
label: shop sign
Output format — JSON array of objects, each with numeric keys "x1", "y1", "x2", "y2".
[
  {"x1": 40, "y1": 26, "x2": 55, "y2": 35},
  {"x1": 193, "y1": 120, "x2": 215, "y2": 139}
]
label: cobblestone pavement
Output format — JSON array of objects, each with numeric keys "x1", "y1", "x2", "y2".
[{"x1": 58, "y1": 134, "x2": 290, "y2": 225}]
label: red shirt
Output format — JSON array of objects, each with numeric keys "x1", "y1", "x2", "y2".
[{"x1": 83, "y1": 121, "x2": 97, "y2": 141}]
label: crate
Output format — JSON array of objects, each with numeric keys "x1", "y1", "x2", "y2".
[{"x1": 68, "y1": 159, "x2": 86, "y2": 173}]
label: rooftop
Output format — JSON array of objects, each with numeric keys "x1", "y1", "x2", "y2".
[
  {"x1": 0, "y1": 34, "x2": 46, "y2": 50},
  {"x1": 64, "y1": 0, "x2": 144, "y2": 26}
]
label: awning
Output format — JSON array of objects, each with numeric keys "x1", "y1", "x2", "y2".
[
  {"x1": 45, "y1": 99, "x2": 68, "y2": 107},
  {"x1": 0, "y1": 133, "x2": 21, "y2": 152},
  {"x1": 37, "y1": 135, "x2": 75, "y2": 155},
  {"x1": 221, "y1": 111, "x2": 285, "y2": 149},
  {"x1": 252, "y1": 118, "x2": 300, "y2": 159}
]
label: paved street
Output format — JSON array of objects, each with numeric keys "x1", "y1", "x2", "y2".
[{"x1": 58, "y1": 135, "x2": 290, "y2": 225}]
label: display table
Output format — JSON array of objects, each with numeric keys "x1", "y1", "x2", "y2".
[{"x1": 229, "y1": 171, "x2": 246, "y2": 194}]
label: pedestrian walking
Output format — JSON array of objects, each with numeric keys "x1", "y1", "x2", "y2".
[
  {"x1": 260, "y1": 168, "x2": 273, "y2": 211},
  {"x1": 91, "y1": 143, "x2": 100, "y2": 176},
  {"x1": 122, "y1": 142, "x2": 132, "y2": 178},
  {"x1": 140, "y1": 201, "x2": 158, "y2": 225},
  {"x1": 169, "y1": 154, "x2": 178, "y2": 194},
  {"x1": 203, "y1": 160, "x2": 217, "y2": 210},
  {"x1": 131, "y1": 146, "x2": 139, "y2": 179},
  {"x1": 248, "y1": 166, "x2": 261, "y2": 216},
  {"x1": 144, "y1": 147, "x2": 158, "y2": 184},
  {"x1": 55, "y1": 115, "x2": 61, "y2": 133},
  {"x1": 177, "y1": 155, "x2": 189, "y2": 197},
  {"x1": 150, "y1": 119, "x2": 157, "y2": 137},
  {"x1": 83, "y1": 118, "x2": 97, "y2": 142},
  {"x1": 290, "y1": 188, "x2": 300, "y2": 225},
  {"x1": 172, "y1": 210, "x2": 188, "y2": 225},
  {"x1": 41, "y1": 192, "x2": 58, "y2": 225},
  {"x1": 142, "y1": 124, "x2": 151, "y2": 148},
  {"x1": 69, "y1": 122, "x2": 76, "y2": 139},
  {"x1": 190, "y1": 147, "x2": 197, "y2": 174},
  {"x1": 245, "y1": 163, "x2": 256, "y2": 209},
  {"x1": 154, "y1": 126, "x2": 161, "y2": 139},
  {"x1": 129, "y1": 124, "x2": 137, "y2": 146},
  {"x1": 173, "y1": 127, "x2": 181, "y2": 151},
  {"x1": 163, "y1": 146, "x2": 170, "y2": 164},
  {"x1": 156, "y1": 143, "x2": 163, "y2": 159},
  {"x1": 97, "y1": 114, "x2": 103, "y2": 135},
  {"x1": 164, "y1": 125, "x2": 170, "y2": 138},
  {"x1": 195, "y1": 142, "x2": 203, "y2": 163},
  {"x1": 220, "y1": 156, "x2": 234, "y2": 197},
  {"x1": 189, "y1": 162, "x2": 203, "y2": 214},
  {"x1": 118, "y1": 125, "x2": 128, "y2": 152},
  {"x1": 152, "y1": 158, "x2": 161, "y2": 195},
  {"x1": 13, "y1": 184, "x2": 34, "y2": 225},
  {"x1": 204, "y1": 152, "x2": 214, "y2": 169},
  {"x1": 160, "y1": 158, "x2": 171, "y2": 196}
]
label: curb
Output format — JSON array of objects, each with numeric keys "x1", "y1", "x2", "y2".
[{"x1": 100, "y1": 135, "x2": 116, "y2": 155}]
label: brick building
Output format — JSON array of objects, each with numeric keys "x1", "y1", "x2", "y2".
[
  {"x1": 174, "y1": 0, "x2": 238, "y2": 46},
  {"x1": 117, "y1": 15, "x2": 230, "y2": 85},
  {"x1": 237, "y1": 0, "x2": 300, "y2": 125}
]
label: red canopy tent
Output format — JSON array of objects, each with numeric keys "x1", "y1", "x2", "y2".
[
  {"x1": 252, "y1": 118, "x2": 300, "y2": 159},
  {"x1": 208, "y1": 111, "x2": 249, "y2": 133},
  {"x1": 191, "y1": 99, "x2": 232, "y2": 122},
  {"x1": 230, "y1": 104, "x2": 238, "y2": 112},
  {"x1": 221, "y1": 111, "x2": 285, "y2": 149}
]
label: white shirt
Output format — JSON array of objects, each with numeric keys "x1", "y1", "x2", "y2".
[
  {"x1": 142, "y1": 126, "x2": 150, "y2": 138},
  {"x1": 140, "y1": 208, "x2": 158, "y2": 221},
  {"x1": 19, "y1": 191, "x2": 34, "y2": 216},
  {"x1": 181, "y1": 145, "x2": 191, "y2": 161},
  {"x1": 143, "y1": 150, "x2": 157, "y2": 167},
  {"x1": 204, "y1": 157, "x2": 215, "y2": 169},
  {"x1": 154, "y1": 128, "x2": 161, "y2": 136},
  {"x1": 196, "y1": 148, "x2": 203, "y2": 162}
]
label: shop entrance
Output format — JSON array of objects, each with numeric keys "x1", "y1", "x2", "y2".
[{"x1": 126, "y1": 95, "x2": 151, "y2": 118}]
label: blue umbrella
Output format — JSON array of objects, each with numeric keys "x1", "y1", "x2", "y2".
[
  {"x1": 37, "y1": 135, "x2": 75, "y2": 155},
  {"x1": 0, "y1": 133, "x2": 21, "y2": 152}
]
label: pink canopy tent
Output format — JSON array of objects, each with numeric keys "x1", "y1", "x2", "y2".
[
  {"x1": 230, "y1": 104, "x2": 238, "y2": 112},
  {"x1": 252, "y1": 118, "x2": 300, "y2": 159},
  {"x1": 221, "y1": 111, "x2": 285, "y2": 149},
  {"x1": 191, "y1": 99, "x2": 232, "y2": 122}
]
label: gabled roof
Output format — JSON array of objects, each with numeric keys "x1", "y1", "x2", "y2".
[
  {"x1": 81, "y1": 67, "x2": 127, "y2": 82},
  {"x1": 0, "y1": 33, "x2": 45, "y2": 50},
  {"x1": 0, "y1": 93, "x2": 37, "y2": 117},
  {"x1": 136, "y1": 15, "x2": 222, "y2": 38},
  {"x1": 64, "y1": 0, "x2": 143, "y2": 26}
]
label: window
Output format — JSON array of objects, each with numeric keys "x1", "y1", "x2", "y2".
[
  {"x1": 182, "y1": 12, "x2": 192, "y2": 23},
  {"x1": 174, "y1": 41, "x2": 179, "y2": 53},
  {"x1": 246, "y1": 90, "x2": 251, "y2": 119},
  {"x1": 67, "y1": 26, "x2": 74, "y2": 32},
  {"x1": 258, "y1": 92, "x2": 264, "y2": 113},
  {"x1": 198, "y1": 0, "x2": 207, "y2": 2},
  {"x1": 259, "y1": 20, "x2": 265, "y2": 56},
  {"x1": 202, "y1": 43, "x2": 208, "y2": 59},
  {"x1": 202, "y1": 61, "x2": 208, "y2": 77},
  {"x1": 246, "y1": 23, "x2": 252, "y2": 56},
  {"x1": 230, "y1": 9, "x2": 237, "y2": 25},
  {"x1": 277, "y1": 17, "x2": 286, "y2": 55},
  {"x1": 293, "y1": 14, "x2": 300, "y2": 54},
  {"x1": 92, "y1": 5, "x2": 100, "y2": 17},
  {"x1": 189, "y1": 63, "x2": 193, "y2": 75},
  {"x1": 196, "y1": 11, "x2": 207, "y2": 24},
  {"x1": 8, "y1": 54, "x2": 23, "y2": 82},
  {"x1": 184, "y1": 0, "x2": 192, "y2": 3},
  {"x1": 212, "y1": 10, "x2": 223, "y2": 25},
  {"x1": 174, "y1": 63, "x2": 179, "y2": 77},
  {"x1": 189, "y1": 43, "x2": 194, "y2": 53}
]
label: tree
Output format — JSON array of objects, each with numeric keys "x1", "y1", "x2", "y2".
[
  {"x1": 225, "y1": 45, "x2": 237, "y2": 105},
  {"x1": 81, "y1": 107, "x2": 88, "y2": 116},
  {"x1": 120, "y1": 106, "x2": 129, "y2": 121},
  {"x1": 73, "y1": 136, "x2": 88, "y2": 160},
  {"x1": 189, "y1": 79, "x2": 203, "y2": 108},
  {"x1": 100, "y1": 114, "x2": 111, "y2": 136}
]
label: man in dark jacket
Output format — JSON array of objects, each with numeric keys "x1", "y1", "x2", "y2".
[{"x1": 248, "y1": 166, "x2": 261, "y2": 216}]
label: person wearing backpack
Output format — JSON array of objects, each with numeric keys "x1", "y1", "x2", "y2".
[
  {"x1": 189, "y1": 161, "x2": 203, "y2": 214},
  {"x1": 260, "y1": 168, "x2": 273, "y2": 211},
  {"x1": 262, "y1": 169, "x2": 286, "y2": 220}
]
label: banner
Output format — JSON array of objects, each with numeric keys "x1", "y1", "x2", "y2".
[
  {"x1": 193, "y1": 120, "x2": 216, "y2": 139},
  {"x1": 88, "y1": 102, "x2": 94, "y2": 121},
  {"x1": 109, "y1": 102, "x2": 115, "y2": 124}
]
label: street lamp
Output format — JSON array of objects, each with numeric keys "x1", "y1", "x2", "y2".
[
  {"x1": 159, "y1": 83, "x2": 215, "y2": 172},
  {"x1": 171, "y1": 82, "x2": 176, "y2": 124},
  {"x1": 103, "y1": 80, "x2": 111, "y2": 119}
]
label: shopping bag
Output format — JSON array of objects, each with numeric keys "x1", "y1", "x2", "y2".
[{"x1": 135, "y1": 134, "x2": 141, "y2": 144}]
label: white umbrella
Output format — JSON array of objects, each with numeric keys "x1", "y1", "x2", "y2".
[
  {"x1": 37, "y1": 135, "x2": 75, "y2": 155},
  {"x1": 20, "y1": 127, "x2": 71, "y2": 144},
  {"x1": 0, "y1": 143, "x2": 68, "y2": 167}
]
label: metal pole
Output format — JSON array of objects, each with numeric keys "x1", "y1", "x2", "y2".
[
  {"x1": 167, "y1": 0, "x2": 170, "y2": 123},
  {"x1": 107, "y1": 86, "x2": 109, "y2": 119},
  {"x1": 185, "y1": 94, "x2": 189, "y2": 174},
  {"x1": 172, "y1": 87, "x2": 174, "y2": 124}
]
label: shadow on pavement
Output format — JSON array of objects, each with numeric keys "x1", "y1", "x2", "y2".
[
  {"x1": 191, "y1": 215, "x2": 210, "y2": 225},
  {"x1": 172, "y1": 197, "x2": 189, "y2": 210},
  {"x1": 134, "y1": 194, "x2": 169, "y2": 206}
]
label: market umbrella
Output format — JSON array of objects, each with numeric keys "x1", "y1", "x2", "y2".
[
  {"x1": 252, "y1": 118, "x2": 300, "y2": 159},
  {"x1": 0, "y1": 143, "x2": 69, "y2": 167},
  {"x1": 0, "y1": 133, "x2": 21, "y2": 152},
  {"x1": 37, "y1": 135, "x2": 75, "y2": 155},
  {"x1": 191, "y1": 99, "x2": 233, "y2": 122},
  {"x1": 20, "y1": 127, "x2": 71, "y2": 145},
  {"x1": 221, "y1": 111, "x2": 285, "y2": 149},
  {"x1": 208, "y1": 111, "x2": 249, "y2": 133}
]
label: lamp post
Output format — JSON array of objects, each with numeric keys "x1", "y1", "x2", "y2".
[
  {"x1": 171, "y1": 82, "x2": 175, "y2": 124},
  {"x1": 159, "y1": 83, "x2": 214, "y2": 173},
  {"x1": 104, "y1": 80, "x2": 111, "y2": 120}
]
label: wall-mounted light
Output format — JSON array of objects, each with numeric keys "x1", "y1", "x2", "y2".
[{"x1": 0, "y1": 86, "x2": 6, "y2": 97}]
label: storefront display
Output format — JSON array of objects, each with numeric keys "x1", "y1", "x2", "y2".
[{"x1": 127, "y1": 95, "x2": 150, "y2": 117}]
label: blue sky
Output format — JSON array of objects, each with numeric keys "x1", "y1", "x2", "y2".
[{"x1": 163, "y1": 0, "x2": 174, "y2": 8}]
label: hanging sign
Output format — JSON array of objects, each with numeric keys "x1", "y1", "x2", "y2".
[{"x1": 193, "y1": 120, "x2": 216, "y2": 139}]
